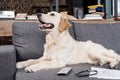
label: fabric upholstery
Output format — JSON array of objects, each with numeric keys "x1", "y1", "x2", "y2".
[
  {"x1": 73, "y1": 22, "x2": 120, "y2": 54},
  {"x1": 16, "y1": 63, "x2": 120, "y2": 80},
  {"x1": 0, "y1": 45, "x2": 16, "y2": 80},
  {"x1": 15, "y1": 64, "x2": 101, "y2": 80},
  {"x1": 12, "y1": 22, "x2": 46, "y2": 61},
  {"x1": 69, "y1": 25, "x2": 76, "y2": 39}
]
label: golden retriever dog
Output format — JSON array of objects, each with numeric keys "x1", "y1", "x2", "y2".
[{"x1": 17, "y1": 11, "x2": 120, "y2": 72}]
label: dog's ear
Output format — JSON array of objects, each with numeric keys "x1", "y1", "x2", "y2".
[{"x1": 58, "y1": 16, "x2": 71, "y2": 33}]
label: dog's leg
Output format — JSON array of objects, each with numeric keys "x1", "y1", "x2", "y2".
[
  {"x1": 102, "y1": 50, "x2": 120, "y2": 68},
  {"x1": 25, "y1": 60, "x2": 66, "y2": 72},
  {"x1": 98, "y1": 53, "x2": 120, "y2": 68},
  {"x1": 16, "y1": 57, "x2": 46, "y2": 68},
  {"x1": 88, "y1": 51, "x2": 120, "y2": 68},
  {"x1": 88, "y1": 42, "x2": 120, "y2": 68},
  {"x1": 104, "y1": 50, "x2": 120, "y2": 62}
]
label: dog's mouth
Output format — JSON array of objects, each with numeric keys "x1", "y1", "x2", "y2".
[{"x1": 39, "y1": 20, "x2": 54, "y2": 30}]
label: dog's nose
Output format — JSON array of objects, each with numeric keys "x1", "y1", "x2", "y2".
[{"x1": 37, "y1": 13, "x2": 42, "y2": 18}]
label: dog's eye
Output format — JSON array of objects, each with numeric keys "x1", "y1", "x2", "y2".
[{"x1": 50, "y1": 13, "x2": 55, "y2": 16}]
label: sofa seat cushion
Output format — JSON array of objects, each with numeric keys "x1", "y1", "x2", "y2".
[
  {"x1": 16, "y1": 63, "x2": 120, "y2": 80},
  {"x1": 15, "y1": 64, "x2": 104, "y2": 80},
  {"x1": 73, "y1": 22, "x2": 120, "y2": 54},
  {"x1": 12, "y1": 22, "x2": 46, "y2": 61}
]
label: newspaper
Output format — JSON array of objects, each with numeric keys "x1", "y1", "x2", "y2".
[{"x1": 89, "y1": 67, "x2": 120, "y2": 79}]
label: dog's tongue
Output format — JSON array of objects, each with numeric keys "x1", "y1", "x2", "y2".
[
  {"x1": 43, "y1": 23, "x2": 51, "y2": 27},
  {"x1": 39, "y1": 23, "x2": 51, "y2": 28}
]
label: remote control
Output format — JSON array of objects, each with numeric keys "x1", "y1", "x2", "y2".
[{"x1": 57, "y1": 67, "x2": 72, "y2": 75}]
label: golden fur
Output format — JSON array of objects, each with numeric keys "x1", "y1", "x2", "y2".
[{"x1": 58, "y1": 17, "x2": 71, "y2": 32}]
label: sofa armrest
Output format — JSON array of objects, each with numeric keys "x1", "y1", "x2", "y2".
[{"x1": 0, "y1": 45, "x2": 16, "y2": 80}]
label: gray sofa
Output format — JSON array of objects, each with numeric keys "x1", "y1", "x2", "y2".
[{"x1": 0, "y1": 21, "x2": 120, "y2": 80}]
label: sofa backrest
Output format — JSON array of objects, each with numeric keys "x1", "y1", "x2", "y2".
[
  {"x1": 73, "y1": 22, "x2": 120, "y2": 54},
  {"x1": 12, "y1": 22, "x2": 46, "y2": 61},
  {"x1": 12, "y1": 21, "x2": 120, "y2": 61},
  {"x1": 12, "y1": 22, "x2": 75, "y2": 61}
]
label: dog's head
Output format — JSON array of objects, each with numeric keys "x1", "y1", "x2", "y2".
[{"x1": 37, "y1": 11, "x2": 71, "y2": 32}]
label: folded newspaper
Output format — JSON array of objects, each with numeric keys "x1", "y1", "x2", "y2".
[{"x1": 89, "y1": 67, "x2": 120, "y2": 79}]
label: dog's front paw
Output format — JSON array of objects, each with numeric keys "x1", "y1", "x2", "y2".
[{"x1": 25, "y1": 65, "x2": 41, "y2": 73}]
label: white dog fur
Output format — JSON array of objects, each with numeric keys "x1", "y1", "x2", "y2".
[{"x1": 16, "y1": 11, "x2": 120, "y2": 72}]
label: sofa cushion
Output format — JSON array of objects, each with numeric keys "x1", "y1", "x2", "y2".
[
  {"x1": 0, "y1": 45, "x2": 16, "y2": 80},
  {"x1": 12, "y1": 22, "x2": 46, "y2": 61},
  {"x1": 15, "y1": 64, "x2": 97, "y2": 80},
  {"x1": 12, "y1": 22, "x2": 75, "y2": 61},
  {"x1": 16, "y1": 63, "x2": 120, "y2": 80},
  {"x1": 73, "y1": 22, "x2": 120, "y2": 54}
]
